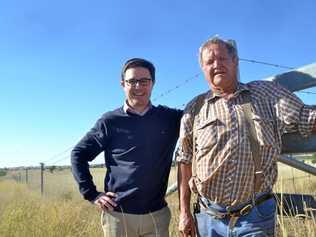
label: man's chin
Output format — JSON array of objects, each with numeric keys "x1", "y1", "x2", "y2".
[
  {"x1": 213, "y1": 75, "x2": 227, "y2": 83},
  {"x1": 131, "y1": 99, "x2": 149, "y2": 106},
  {"x1": 212, "y1": 78, "x2": 227, "y2": 88}
]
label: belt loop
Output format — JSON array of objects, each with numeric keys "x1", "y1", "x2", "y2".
[
  {"x1": 251, "y1": 192, "x2": 257, "y2": 206},
  {"x1": 199, "y1": 196, "x2": 210, "y2": 209},
  {"x1": 228, "y1": 216, "x2": 239, "y2": 230}
]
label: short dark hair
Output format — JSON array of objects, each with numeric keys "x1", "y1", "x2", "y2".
[{"x1": 121, "y1": 58, "x2": 155, "y2": 82}]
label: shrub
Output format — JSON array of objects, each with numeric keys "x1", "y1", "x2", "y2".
[{"x1": 0, "y1": 169, "x2": 7, "y2": 177}]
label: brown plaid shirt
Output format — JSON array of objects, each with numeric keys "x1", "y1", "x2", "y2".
[{"x1": 176, "y1": 81, "x2": 316, "y2": 206}]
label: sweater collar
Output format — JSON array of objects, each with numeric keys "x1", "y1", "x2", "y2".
[{"x1": 123, "y1": 101, "x2": 153, "y2": 116}]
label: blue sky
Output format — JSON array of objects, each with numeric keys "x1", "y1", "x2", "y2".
[{"x1": 1, "y1": 0, "x2": 316, "y2": 168}]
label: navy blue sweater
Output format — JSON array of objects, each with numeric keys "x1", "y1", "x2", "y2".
[{"x1": 71, "y1": 105, "x2": 182, "y2": 214}]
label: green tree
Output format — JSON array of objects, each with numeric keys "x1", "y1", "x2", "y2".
[
  {"x1": 0, "y1": 169, "x2": 7, "y2": 176},
  {"x1": 48, "y1": 165, "x2": 56, "y2": 173}
]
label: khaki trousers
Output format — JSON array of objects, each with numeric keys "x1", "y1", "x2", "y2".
[{"x1": 101, "y1": 206, "x2": 171, "y2": 237}]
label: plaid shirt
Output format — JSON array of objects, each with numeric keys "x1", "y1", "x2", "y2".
[{"x1": 176, "y1": 80, "x2": 316, "y2": 206}]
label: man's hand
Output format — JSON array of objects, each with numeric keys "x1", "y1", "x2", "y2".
[
  {"x1": 94, "y1": 192, "x2": 118, "y2": 211},
  {"x1": 179, "y1": 211, "x2": 196, "y2": 237}
]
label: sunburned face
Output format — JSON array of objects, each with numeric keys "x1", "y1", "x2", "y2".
[
  {"x1": 201, "y1": 43, "x2": 238, "y2": 94},
  {"x1": 121, "y1": 67, "x2": 154, "y2": 112}
]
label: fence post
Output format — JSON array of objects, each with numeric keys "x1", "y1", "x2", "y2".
[
  {"x1": 40, "y1": 163, "x2": 44, "y2": 196},
  {"x1": 25, "y1": 168, "x2": 28, "y2": 184}
]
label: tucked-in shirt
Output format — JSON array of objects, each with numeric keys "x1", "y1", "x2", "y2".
[{"x1": 176, "y1": 81, "x2": 316, "y2": 206}]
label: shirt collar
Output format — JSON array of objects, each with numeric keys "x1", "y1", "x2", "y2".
[
  {"x1": 207, "y1": 83, "x2": 250, "y2": 102},
  {"x1": 123, "y1": 101, "x2": 153, "y2": 116}
]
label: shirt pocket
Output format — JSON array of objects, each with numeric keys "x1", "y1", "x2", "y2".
[
  {"x1": 252, "y1": 115, "x2": 276, "y2": 147},
  {"x1": 195, "y1": 117, "x2": 218, "y2": 151}
]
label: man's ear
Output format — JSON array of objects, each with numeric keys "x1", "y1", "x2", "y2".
[
  {"x1": 120, "y1": 80, "x2": 125, "y2": 88},
  {"x1": 233, "y1": 56, "x2": 239, "y2": 66}
]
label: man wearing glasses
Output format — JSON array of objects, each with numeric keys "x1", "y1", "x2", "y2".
[{"x1": 71, "y1": 58, "x2": 182, "y2": 237}]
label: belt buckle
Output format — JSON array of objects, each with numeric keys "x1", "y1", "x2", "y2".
[{"x1": 240, "y1": 204, "x2": 253, "y2": 216}]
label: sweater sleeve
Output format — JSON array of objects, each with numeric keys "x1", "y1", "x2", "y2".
[{"x1": 71, "y1": 117, "x2": 108, "y2": 201}]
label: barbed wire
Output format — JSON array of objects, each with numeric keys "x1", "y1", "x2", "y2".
[
  {"x1": 280, "y1": 175, "x2": 314, "y2": 181},
  {"x1": 297, "y1": 90, "x2": 316, "y2": 95},
  {"x1": 41, "y1": 58, "x2": 315, "y2": 167},
  {"x1": 49, "y1": 155, "x2": 70, "y2": 166},
  {"x1": 42, "y1": 146, "x2": 74, "y2": 164},
  {"x1": 152, "y1": 59, "x2": 294, "y2": 103},
  {"x1": 239, "y1": 58, "x2": 295, "y2": 70},
  {"x1": 152, "y1": 73, "x2": 201, "y2": 102}
]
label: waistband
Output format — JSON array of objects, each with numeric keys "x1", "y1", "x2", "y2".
[{"x1": 198, "y1": 192, "x2": 274, "y2": 218}]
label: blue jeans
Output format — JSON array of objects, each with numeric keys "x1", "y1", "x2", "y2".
[{"x1": 195, "y1": 198, "x2": 276, "y2": 237}]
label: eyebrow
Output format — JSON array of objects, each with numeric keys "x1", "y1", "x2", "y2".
[{"x1": 125, "y1": 78, "x2": 152, "y2": 81}]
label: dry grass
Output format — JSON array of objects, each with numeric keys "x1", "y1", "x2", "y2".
[
  {"x1": 167, "y1": 164, "x2": 316, "y2": 237},
  {"x1": 0, "y1": 163, "x2": 315, "y2": 237},
  {"x1": 0, "y1": 180, "x2": 102, "y2": 237}
]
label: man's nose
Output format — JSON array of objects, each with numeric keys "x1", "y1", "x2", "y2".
[
  {"x1": 213, "y1": 59, "x2": 222, "y2": 68},
  {"x1": 134, "y1": 81, "x2": 142, "y2": 88}
]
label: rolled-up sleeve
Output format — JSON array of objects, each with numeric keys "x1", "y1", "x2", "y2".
[
  {"x1": 277, "y1": 83, "x2": 316, "y2": 137},
  {"x1": 176, "y1": 100, "x2": 195, "y2": 164},
  {"x1": 298, "y1": 105, "x2": 316, "y2": 137}
]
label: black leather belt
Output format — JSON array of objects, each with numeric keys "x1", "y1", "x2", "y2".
[{"x1": 198, "y1": 193, "x2": 274, "y2": 218}]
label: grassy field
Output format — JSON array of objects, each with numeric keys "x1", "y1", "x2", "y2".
[{"x1": 0, "y1": 163, "x2": 315, "y2": 237}]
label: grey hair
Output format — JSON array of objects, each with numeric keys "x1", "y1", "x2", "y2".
[{"x1": 198, "y1": 36, "x2": 238, "y2": 66}]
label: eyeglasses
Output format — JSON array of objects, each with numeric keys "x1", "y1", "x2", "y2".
[{"x1": 124, "y1": 78, "x2": 152, "y2": 87}]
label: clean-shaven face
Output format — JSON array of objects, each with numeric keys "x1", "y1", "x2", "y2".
[{"x1": 121, "y1": 67, "x2": 154, "y2": 111}]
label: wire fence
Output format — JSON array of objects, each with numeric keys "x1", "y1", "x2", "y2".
[
  {"x1": 1, "y1": 58, "x2": 315, "y2": 202},
  {"x1": 3, "y1": 161, "x2": 316, "y2": 199},
  {"x1": 10, "y1": 57, "x2": 313, "y2": 169}
]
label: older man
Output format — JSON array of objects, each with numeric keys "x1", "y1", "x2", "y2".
[{"x1": 177, "y1": 36, "x2": 316, "y2": 236}]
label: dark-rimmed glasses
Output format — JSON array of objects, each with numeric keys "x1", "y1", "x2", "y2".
[{"x1": 124, "y1": 78, "x2": 152, "y2": 87}]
